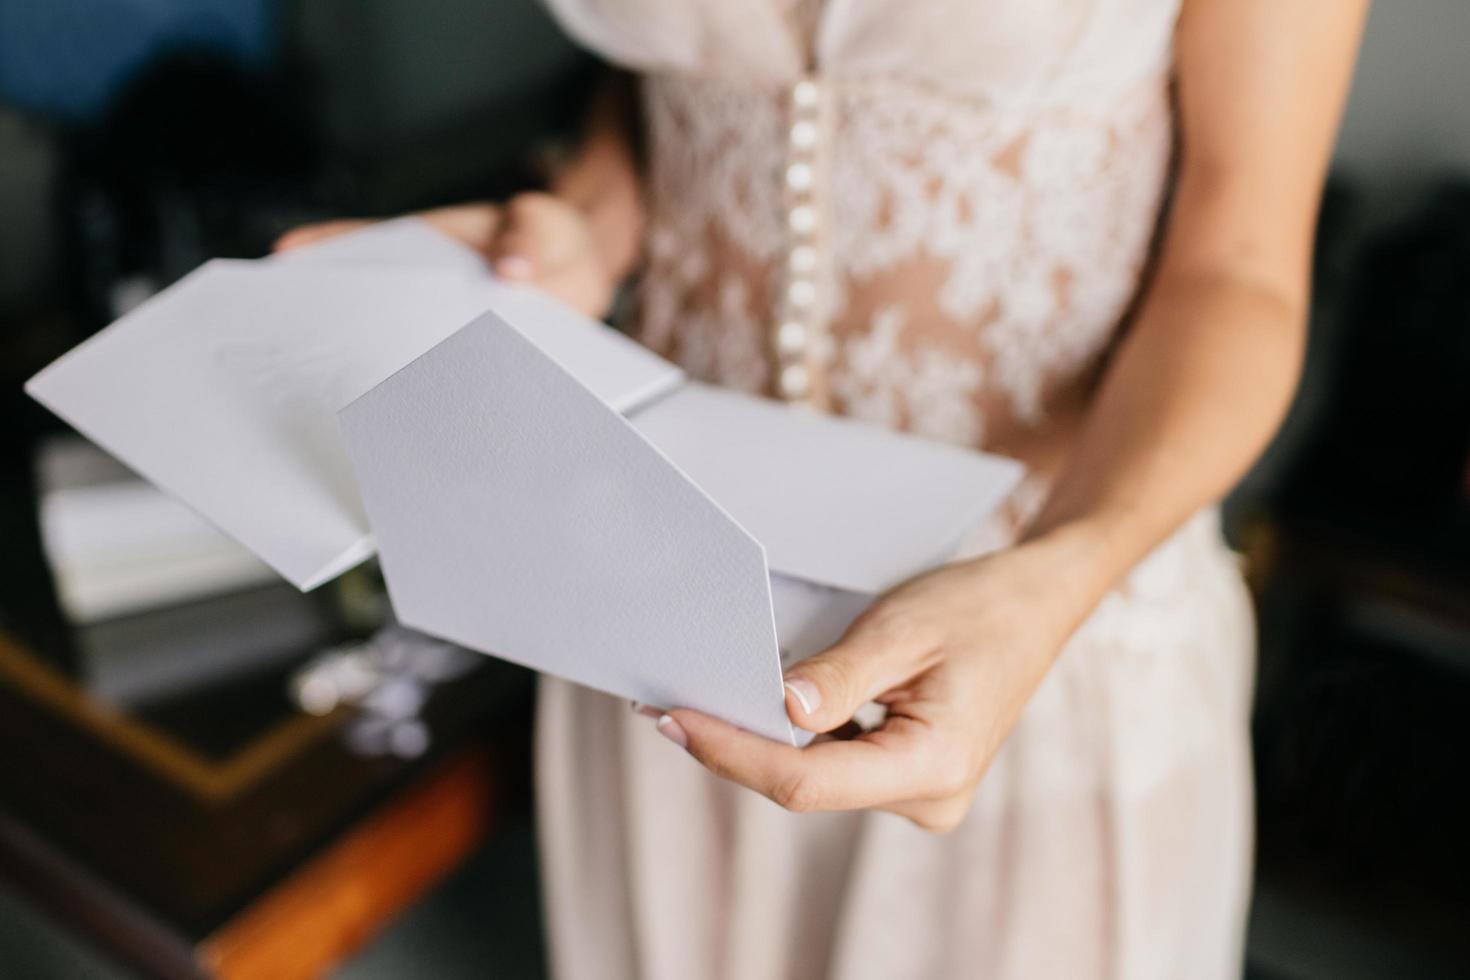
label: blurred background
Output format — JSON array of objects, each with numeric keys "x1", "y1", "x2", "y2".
[{"x1": 0, "y1": 1, "x2": 1467, "y2": 978}]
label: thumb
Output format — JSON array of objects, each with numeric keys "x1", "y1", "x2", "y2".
[{"x1": 783, "y1": 629, "x2": 924, "y2": 734}]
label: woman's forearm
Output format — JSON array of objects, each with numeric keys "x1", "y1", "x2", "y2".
[
  {"x1": 1019, "y1": 262, "x2": 1307, "y2": 625},
  {"x1": 548, "y1": 74, "x2": 646, "y2": 284},
  {"x1": 1011, "y1": 0, "x2": 1365, "y2": 631}
]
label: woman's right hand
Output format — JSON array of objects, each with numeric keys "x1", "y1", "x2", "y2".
[{"x1": 272, "y1": 193, "x2": 620, "y2": 319}]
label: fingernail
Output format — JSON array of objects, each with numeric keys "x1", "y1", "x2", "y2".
[
  {"x1": 631, "y1": 701, "x2": 661, "y2": 719},
  {"x1": 496, "y1": 255, "x2": 533, "y2": 279},
  {"x1": 656, "y1": 714, "x2": 688, "y2": 749},
  {"x1": 784, "y1": 679, "x2": 821, "y2": 716}
]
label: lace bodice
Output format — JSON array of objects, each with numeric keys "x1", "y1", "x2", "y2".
[{"x1": 544, "y1": 0, "x2": 1181, "y2": 455}]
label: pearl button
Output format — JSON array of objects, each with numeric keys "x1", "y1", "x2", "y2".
[
  {"x1": 789, "y1": 243, "x2": 817, "y2": 274},
  {"x1": 789, "y1": 120, "x2": 818, "y2": 150},
  {"x1": 785, "y1": 161, "x2": 814, "y2": 192},
  {"x1": 778, "y1": 363, "x2": 810, "y2": 399},
  {"x1": 788, "y1": 204, "x2": 816, "y2": 234},
  {"x1": 776, "y1": 320, "x2": 807, "y2": 355},
  {"x1": 787, "y1": 278, "x2": 816, "y2": 309},
  {"x1": 792, "y1": 79, "x2": 820, "y2": 110}
]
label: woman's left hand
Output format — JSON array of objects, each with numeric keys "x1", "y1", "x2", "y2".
[{"x1": 654, "y1": 531, "x2": 1098, "y2": 832}]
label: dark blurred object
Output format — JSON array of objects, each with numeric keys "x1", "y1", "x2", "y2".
[
  {"x1": 1275, "y1": 182, "x2": 1470, "y2": 565},
  {"x1": 290, "y1": 0, "x2": 594, "y2": 208},
  {"x1": 1245, "y1": 182, "x2": 1470, "y2": 978},
  {"x1": 61, "y1": 50, "x2": 315, "y2": 328},
  {"x1": 4, "y1": 0, "x2": 595, "y2": 345},
  {"x1": 0, "y1": 0, "x2": 276, "y2": 123}
]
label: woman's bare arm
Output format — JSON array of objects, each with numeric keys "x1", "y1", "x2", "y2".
[{"x1": 1023, "y1": 0, "x2": 1371, "y2": 625}]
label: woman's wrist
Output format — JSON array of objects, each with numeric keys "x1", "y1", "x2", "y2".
[{"x1": 1000, "y1": 515, "x2": 1132, "y2": 639}]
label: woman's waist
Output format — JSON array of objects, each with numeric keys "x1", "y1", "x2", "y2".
[{"x1": 633, "y1": 254, "x2": 1132, "y2": 448}]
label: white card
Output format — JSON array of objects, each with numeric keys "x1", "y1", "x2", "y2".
[
  {"x1": 27, "y1": 257, "x2": 682, "y2": 590},
  {"x1": 340, "y1": 311, "x2": 796, "y2": 744}
]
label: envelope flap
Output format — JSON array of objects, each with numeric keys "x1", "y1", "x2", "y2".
[
  {"x1": 339, "y1": 312, "x2": 796, "y2": 745},
  {"x1": 631, "y1": 383, "x2": 1026, "y2": 595}
]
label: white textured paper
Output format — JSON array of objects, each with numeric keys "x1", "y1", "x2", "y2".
[
  {"x1": 632, "y1": 382, "x2": 1025, "y2": 595},
  {"x1": 340, "y1": 311, "x2": 797, "y2": 744},
  {"x1": 27, "y1": 257, "x2": 682, "y2": 589},
  {"x1": 27, "y1": 261, "x2": 479, "y2": 588}
]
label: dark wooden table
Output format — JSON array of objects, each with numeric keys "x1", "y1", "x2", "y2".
[{"x1": 0, "y1": 445, "x2": 536, "y2": 979}]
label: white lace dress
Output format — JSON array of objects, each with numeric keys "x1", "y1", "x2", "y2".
[{"x1": 535, "y1": 1, "x2": 1256, "y2": 977}]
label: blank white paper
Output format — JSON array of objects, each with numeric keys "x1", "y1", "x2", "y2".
[{"x1": 27, "y1": 256, "x2": 683, "y2": 589}]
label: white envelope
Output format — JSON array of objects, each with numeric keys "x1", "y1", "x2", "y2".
[{"x1": 340, "y1": 311, "x2": 1023, "y2": 745}]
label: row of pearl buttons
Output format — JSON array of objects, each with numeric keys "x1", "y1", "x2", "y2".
[{"x1": 776, "y1": 77, "x2": 823, "y2": 402}]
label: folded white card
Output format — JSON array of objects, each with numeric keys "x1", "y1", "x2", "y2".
[
  {"x1": 26, "y1": 247, "x2": 681, "y2": 588},
  {"x1": 340, "y1": 311, "x2": 1024, "y2": 745}
]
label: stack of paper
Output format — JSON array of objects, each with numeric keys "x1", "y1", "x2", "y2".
[
  {"x1": 36, "y1": 437, "x2": 276, "y2": 623},
  {"x1": 27, "y1": 220, "x2": 1024, "y2": 745}
]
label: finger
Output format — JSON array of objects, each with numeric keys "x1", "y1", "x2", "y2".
[
  {"x1": 272, "y1": 219, "x2": 372, "y2": 253},
  {"x1": 485, "y1": 194, "x2": 557, "y2": 279},
  {"x1": 783, "y1": 622, "x2": 938, "y2": 733},
  {"x1": 417, "y1": 203, "x2": 502, "y2": 255},
  {"x1": 482, "y1": 193, "x2": 573, "y2": 279},
  {"x1": 662, "y1": 708, "x2": 937, "y2": 813}
]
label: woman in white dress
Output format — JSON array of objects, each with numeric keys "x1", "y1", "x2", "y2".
[{"x1": 280, "y1": 2, "x2": 1366, "y2": 976}]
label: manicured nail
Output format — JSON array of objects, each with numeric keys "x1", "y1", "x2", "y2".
[
  {"x1": 630, "y1": 701, "x2": 661, "y2": 719},
  {"x1": 784, "y1": 679, "x2": 821, "y2": 716},
  {"x1": 656, "y1": 714, "x2": 688, "y2": 749},
  {"x1": 496, "y1": 255, "x2": 533, "y2": 279}
]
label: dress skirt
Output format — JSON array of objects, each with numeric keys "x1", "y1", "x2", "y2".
[{"x1": 535, "y1": 508, "x2": 1255, "y2": 980}]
